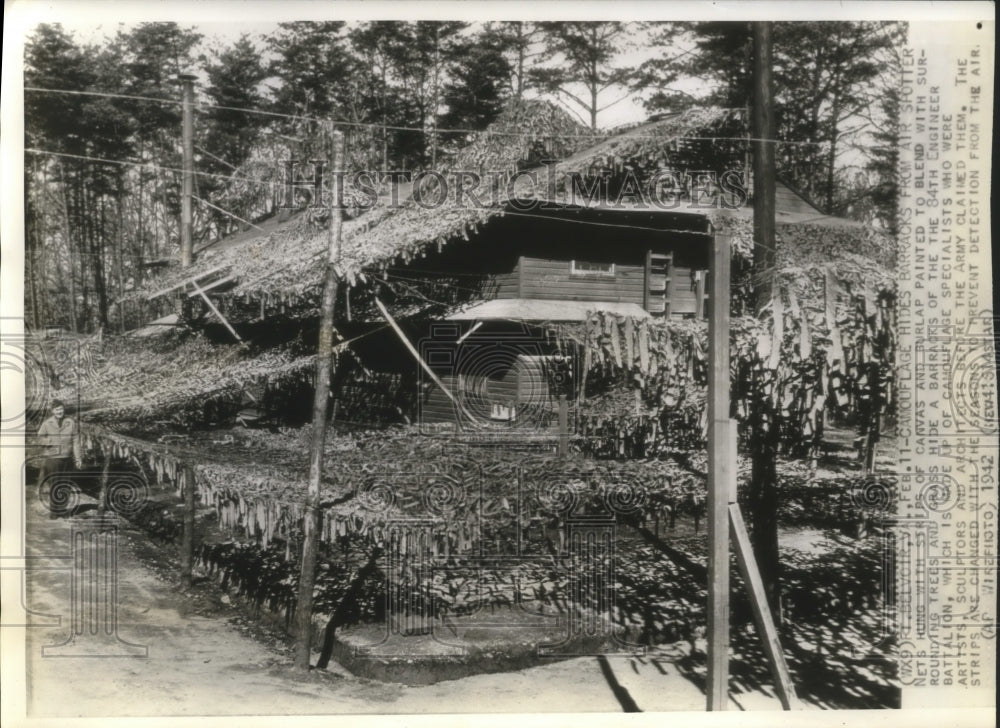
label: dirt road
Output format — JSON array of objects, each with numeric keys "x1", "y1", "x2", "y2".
[{"x1": 20, "y1": 495, "x2": 785, "y2": 717}]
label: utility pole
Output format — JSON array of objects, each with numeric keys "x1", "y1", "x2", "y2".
[
  {"x1": 294, "y1": 125, "x2": 345, "y2": 671},
  {"x1": 179, "y1": 73, "x2": 197, "y2": 268}
]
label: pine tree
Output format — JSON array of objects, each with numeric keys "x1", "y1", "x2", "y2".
[
  {"x1": 530, "y1": 22, "x2": 642, "y2": 130},
  {"x1": 438, "y1": 32, "x2": 513, "y2": 134}
]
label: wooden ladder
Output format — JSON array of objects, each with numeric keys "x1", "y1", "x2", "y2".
[{"x1": 646, "y1": 251, "x2": 673, "y2": 317}]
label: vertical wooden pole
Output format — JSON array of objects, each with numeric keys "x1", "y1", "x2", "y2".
[
  {"x1": 707, "y1": 232, "x2": 732, "y2": 710},
  {"x1": 695, "y1": 271, "x2": 706, "y2": 320},
  {"x1": 116, "y1": 191, "x2": 127, "y2": 332},
  {"x1": 294, "y1": 126, "x2": 344, "y2": 671},
  {"x1": 97, "y1": 449, "x2": 111, "y2": 517},
  {"x1": 864, "y1": 360, "x2": 880, "y2": 474},
  {"x1": 643, "y1": 249, "x2": 652, "y2": 312},
  {"x1": 729, "y1": 419, "x2": 739, "y2": 504},
  {"x1": 558, "y1": 394, "x2": 568, "y2": 457},
  {"x1": 179, "y1": 74, "x2": 196, "y2": 269},
  {"x1": 181, "y1": 465, "x2": 196, "y2": 586}
]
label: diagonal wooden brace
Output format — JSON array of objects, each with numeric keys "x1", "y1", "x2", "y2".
[{"x1": 729, "y1": 503, "x2": 798, "y2": 710}]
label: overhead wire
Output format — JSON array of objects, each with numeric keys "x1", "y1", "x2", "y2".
[
  {"x1": 26, "y1": 146, "x2": 783, "y2": 278},
  {"x1": 23, "y1": 86, "x2": 829, "y2": 147},
  {"x1": 25, "y1": 147, "x2": 284, "y2": 189},
  {"x1": 26, "y1": 81, "x2": 809, "y2": 305}
]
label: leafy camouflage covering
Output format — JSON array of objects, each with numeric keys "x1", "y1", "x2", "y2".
[
  {"x1": 60, "y1": 330, "x2": 317, "y2": 427},
  {"x1": 581, "y1": 259, "x2": 896, "y2": 458},
  {"x1": 130, "y1": 102, "x2": 890, "y2": 311}
]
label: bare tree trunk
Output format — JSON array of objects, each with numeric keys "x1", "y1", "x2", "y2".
[
  {"x1": 116, "y1": 188, "x2": 127, "y2": 332},
  {"x1": 127, "y1": 190, "x2": 146, "y2": 288},
  {"x1": 750, "y1": 20, "x2": 782, "y2": 623},
  {"x1": 37, "y1": 165, "x2": 52, "y2": 327},
  {"x1": 74, "y1": 174, "x2": 91, "y2": 330},
  {"x1": 136, "y1": 143, "x2": 147, "y2": 286},
  {"x1": 826, "y1": 98, "x2": 841, "y2": 212},
  {"x1": 158, "y1": 167, "x2": 171, "y2": 259},
  {"x1": 294, "y1": 128, "x2": 345, "y2": 671},
  {"x1": 516, "y1": 22, "x2": 526, "y2": 100},
  {"x1": 430, "y1": 25, "x2": 440, "y2": 168},
  {"x1": 94, "y1": 193, "x2": 110, "y2": 328},
  {"x1": 26, "y1": 161, "x2": 42, "y2": 329},
  {"x1": 58, "y1": 162, "x2": 78, "y2": 333}
]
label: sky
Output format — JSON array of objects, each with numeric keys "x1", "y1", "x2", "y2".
[{"x1": 36, "y1": 18, "x2": 688, "y2": 130}]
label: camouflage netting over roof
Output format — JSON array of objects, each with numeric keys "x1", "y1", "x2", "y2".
[
  {"x1": 130, "y1": 103, "x2": 893, "y2": 312},
  {"x1": 130, "y1": 100, "x2": 592, "y2": 306},
  {"x1": 57, "y1": 330, "x2": 318, "y2": 429}
]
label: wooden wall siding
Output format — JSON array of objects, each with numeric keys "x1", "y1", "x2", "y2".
[
  {"x1": 518, "y1": 257, "x2": 646, "y2": 304},
  {"x1": 496, "y1": 268, "x2": 520, "y2": 299},
  {"x1": 479, "y1": 272, "x2": 520, "y2": 300},
  {"x1": 418, "y1": 358, "x2": 559, "y2": 425},
  {"x1": 420, "y1": 373, "x2": 461, "y2": 424}
]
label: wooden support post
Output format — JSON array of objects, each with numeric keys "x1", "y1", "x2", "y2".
[
  {"x1": 729, "y1": 419, "x2": 739, "y2": 504},
  {"x1": 558, "y1": 394, "x2": 568, "y2": 457},
  {"x1": 179, "y1": 74, "x2": 196, "y2": 269},
  {"x1": 181, "y1": 465, "x2": 196, "y2": 586},
  {"x1": 643, "y1": 249, "x2": 652, "y2": 312},
  {"x1": 190, "y1": 280, "x2": 246, "y2": 346},
  {"x1": 864, "y1": 361, "x2": 880, "y2": 474},
  {"x1": 707, "y1": 232, "x2": 732, "y2": 710},
  {"x1": 729, "y1": 504, "x2": 797, "y2": 709},
  {"x1": 146, "y1": 265, "x2": 228, "y2": 300},
  {"x1": 375, "y1": 297, "x2": 478, "y2": 423},
  {"x1": 695, "y1": 271, "x2": 706, "y2": 320},
  {"x1": 294, "y1": 126, "x2": 344, "y2": 671},
  {"x1": 97, "y1": 449, "x2": 111, "y2": 517}
]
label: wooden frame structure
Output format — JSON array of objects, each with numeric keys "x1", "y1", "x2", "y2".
[{"x1": 706, "y1": 231, "x2": 797, "y2": 710}]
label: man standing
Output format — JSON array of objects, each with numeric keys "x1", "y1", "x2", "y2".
[{"x1": 36, "y1": 399, "x2": 81, "y2": 517}]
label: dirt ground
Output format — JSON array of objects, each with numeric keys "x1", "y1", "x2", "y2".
[{"x1": 19, "y1": 490, "x2": 791, "y2": 716}]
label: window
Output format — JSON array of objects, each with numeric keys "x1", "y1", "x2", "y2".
[{"x1": 570, "y1": 260, "x2": 615, "y2": 278}]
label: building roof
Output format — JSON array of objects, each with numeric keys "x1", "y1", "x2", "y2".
[
  {"x1": 446, "y1": 299, "x2": 652, "y2": 322},
  {"x1": 129, "y1": 104, "x2": 888, "y2": 311}
]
